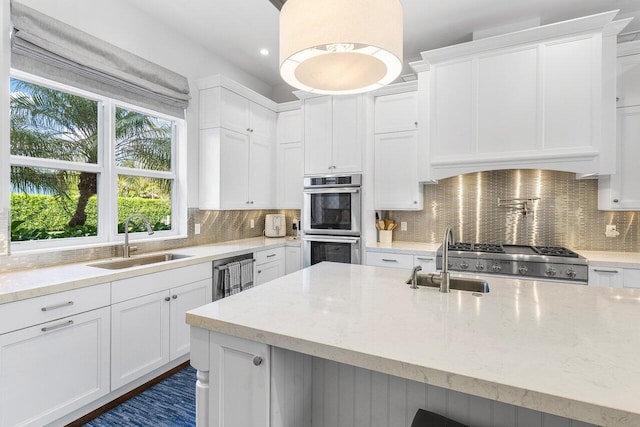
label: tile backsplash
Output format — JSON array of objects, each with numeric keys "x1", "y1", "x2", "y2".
[
  {"x1": 384, "y1": 170, "x2": 640, "y2": 252},
  {"x1": 0, "y1": 209, "x2": 300, "y2": 273}
]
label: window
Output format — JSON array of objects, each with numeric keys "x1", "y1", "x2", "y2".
[{"x1": 9, "y1": 72, "x2": 185, "y2": 249}]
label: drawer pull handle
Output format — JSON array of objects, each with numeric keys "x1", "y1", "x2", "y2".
[
  {"x1": 41, "y1": 320, "x2": 74, "y2": 332},
  {"x1": 382, "y1": 259, "x2": 397, "y2": 262},
  {"x1": 41, "y1": 301, "x2": 74, "y2": 312},
  {"x1": 253, "y1": 356, "x2": 263, "y2": 366},
  {"x1": 593, "y1": 269, "x2": 619, "y2": 273},
  {"x1": 266, "y1": 254, "x2": 276, "y2": 258},
  {"x1": 417, "y1": 257, "x2": 434, "y2": 261}
]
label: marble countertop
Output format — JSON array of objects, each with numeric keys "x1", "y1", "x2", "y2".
[
  {"x1": 0, "y1": 236, "x2": 300, "y2": 304},
  {"x1": 187, "y1": 262, "x2": 640, "y2": 426}
]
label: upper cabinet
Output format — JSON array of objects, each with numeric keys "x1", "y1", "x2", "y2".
[
  {"x1": 411, "y1": 11, "x2": 628, "y2": 181},
  {"x1": 617, "y1": 43, "x2": 640, "y2": 108},
  {"x1": 277, "y1": 106, "x2": 304, "y2": 209},
  {"x1": 373, "y1": 86, "x2": 423, "y2": 210},
  {"x1": 198, "y1": 78, "x2": 277, "y2": 210},
  {"x1": 303, "y1": 95, "x2": 364, "y2": 175}
]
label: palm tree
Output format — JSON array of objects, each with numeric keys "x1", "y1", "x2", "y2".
[{"x1": 10, "y1": 78, "x2": 172, "y2": 229}]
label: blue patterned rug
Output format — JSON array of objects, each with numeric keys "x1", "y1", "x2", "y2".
[{"x1": 84, "y1": 366, "x2": 196, "y2": 426}]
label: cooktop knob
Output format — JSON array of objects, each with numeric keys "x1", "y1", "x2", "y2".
[
  {"x1": 447, "y1": 262, "x2": 453, "y2": 269},
  {"x1": 491, "y1": 264, "x2": 502, "y2": 272},
  {"x1": 518, "y1": 266, "x2": 528, "y2": 275},
  {"x1": 567, "y1": 269, "x2": 577, "y2": 279},
  {"x1": 459, "y1": 261, "x2": 469, "y2": 270},
  {"x1": 475, "y1": 263, "x2": 485, "y2": 271},
  {"x1": 546, "y1": 267, "x2": 557, "y2": 277}
]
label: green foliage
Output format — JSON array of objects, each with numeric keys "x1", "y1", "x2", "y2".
[{"x1": 10, "y1": 193, "x2": 171, "y2": 241}]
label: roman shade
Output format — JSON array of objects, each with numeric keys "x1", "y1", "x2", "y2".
[{"x1": 10, "y1": 2, "x2": 190, "y2": 118}]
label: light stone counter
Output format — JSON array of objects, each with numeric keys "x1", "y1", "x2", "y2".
[
  {"x1": 576, "y1": 250, "x2": 640, "y2": 269},
  {"x1": 187, "y1": 262, "x2": 640, "y2": 426},
  {"x1": 0, "y1": 236, "x2": 299, "y2": 305},
  {"x1": 366, "y1": 240, "x2": 440, "y2": 255}
]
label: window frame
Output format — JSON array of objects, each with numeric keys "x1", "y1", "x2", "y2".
[{"x1": 9, "y1": 70, "x2": 187, "y2": 252}]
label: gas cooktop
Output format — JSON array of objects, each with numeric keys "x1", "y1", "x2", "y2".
[{"x1": 436, "y1": 242, "x2": 588, "y2": 283}]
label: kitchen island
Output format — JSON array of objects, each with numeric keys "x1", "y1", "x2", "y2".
[{"x1": 186, "y1": 262, "x2": 640, "y2": 427}]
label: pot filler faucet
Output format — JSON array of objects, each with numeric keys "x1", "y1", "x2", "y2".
[{"x1": 123, "y1": 213, "x2": 154, "y2": 258}]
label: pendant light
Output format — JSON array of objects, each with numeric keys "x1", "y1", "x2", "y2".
[{"x1": 279, "y1": 0, "x2": 403, "y2": 95}]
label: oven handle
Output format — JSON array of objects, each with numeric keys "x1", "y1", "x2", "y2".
[
  {"x1": 303, "y1": 188, "x2": 360, "y2": 195},
  {"x1": 303, "y1": 236, "x2": 360, "y2": 244}
]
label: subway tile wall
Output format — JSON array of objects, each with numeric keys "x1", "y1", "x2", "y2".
[
  {"x1": 384, "y1": 170, "x2": 640, "y2": 252},
  {"x1": 0, "y1": 209, "x2": 300, "y2": 273}
]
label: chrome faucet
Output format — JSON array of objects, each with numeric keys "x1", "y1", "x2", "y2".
[
  {"x1": 123, "y1": 214, "x2": 154, "y2": 258},
  {"x1": 410, "y1": 265, "x2": 422, "y2": 289},
  {"x1": 440, "y1": 226, "x2": 454, "y2": 293}
]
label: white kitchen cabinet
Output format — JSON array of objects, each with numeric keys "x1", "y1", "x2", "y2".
[
  {"x1": 0, "y1": 307, "x2": 110, "y2": 427},
  {"x1": 374, "y1": 91, "x2": 418, "y2": 133},
  {"x1": 304, "y1": 95, "x2": 363, "y2": 175},
  {"x1": 277, "y1": 109, "x2": 304, "y2": 209},
  {"x1": 285, "y1": 245, "x2": 302, "y2": 274},
  {"x1": 199, "y1": 85, "x2": 276, "y2": 210},
  {"x1": 209, "y1": 332, "x2": 270, "y2": 427},
  {"x1": 366, "y1": 251, "x2": 414, "y2": 269},
  {"x1": 588, "y1": 267, "x2": 624, "y2": 288},
  {"x1": 617, "y1": 52, "x2": 640, "y2": 108},
  {"x1": 413, "y1": 254, "x2": 437, "y2": 272},
  {"x1": 111, "y1": 263, "x2": 212, "y2": 389},
  {"x1": 200, "y1": 127, "x2": 275, "y2": 210},
  {"x1": 374, "y1": 131, "x2": 423, "y2": 210},
  {"x1": 169, "y1": 279, "x2": 213, "y2": 360},
  {"x1": 413, "y1": 13, "x2": 621, "y2": 180},
  {"x1": 622, "y1": 268, "x2": 640, "y2": 289},
  {"x1": 255, "y1": 247, "x2": 286, "y2": 286},
  {"x1": 598, "y1": 106, "x2": 640, "y2": 210}
]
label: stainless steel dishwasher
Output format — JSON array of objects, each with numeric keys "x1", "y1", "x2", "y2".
[{"x1": 212, "y1": 253, "x2": 255, "y2": 301}]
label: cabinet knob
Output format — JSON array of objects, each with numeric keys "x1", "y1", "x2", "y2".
[
  {"x1": 613, "y1": 199, "x2": 619, "y2": 203},
  {"x1": 258, "y1": 270, "x2": 262, "y2": 274},
  {"x1": 246, "y1": 127, "x2": 251, "y2": 132},
  {"x1": 172, "y1": 295, "x2": 178, "y2": 299},
  {"x1": 253, "y1": 356, "x2": 263, "y2": 366},
  {"x1": 250, "y1": 201, "x2": 254, "y2": 204},
  {"x1": 413, "y1": 201, "x2": 417, "y2": 204},
  {"x1": 414, "y1": 121, "x2": 418, "y2": 127},
  {"x1": 164, "y1": 297, "x2": 171, "y2": 302}
]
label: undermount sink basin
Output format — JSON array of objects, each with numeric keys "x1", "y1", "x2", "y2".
[
  {"x1": 89, "y1": 253, "x2": 192, "y2": 270},
  {"x1": 405, "y1": 273, "x2": 490, "y2": 293}
]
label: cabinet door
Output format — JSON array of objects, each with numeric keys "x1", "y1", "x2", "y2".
[
  {"x1": 210, "y1": 333, "x2": 270, "y2": 427},
  {"x1": 170, "y1": 279, "x2": 212, "y2": 360},
  {"x1": 255, "y1": 260, "x2": 285, "y2": 286},
  {"x1": 0, "y1": 308, "x2": 110, "y2": 427},
  {"x1": 304, "y1": 96, "x2": 333, "y2": 174},
  {"x1": 609, "y1": 107, "x2": 640, "y2": 209},
  {"x1": 277, "y1": 141, "x2": 304, "y2": 209},
  {"x1": 375, "y1": 91, "x2": 418, "y2": 133},
  {"x1": 618, "y1": 53, "x2": 640, "y2": 108},
  {"x1": 588, "y1": 267, "x2": 623, "y2": 288},
  {"x1": 277, "y1": 109, "x2": 303, "y2": 144},
  {"x1": 250, "y1": 102, "x2": 276, "y2": 140},
  {"x1": 111, "y1": 291, "x2": 170, "y2": 390},
  {"x1": 249, "y1": 131, "x2": 276, "y2": 209},
  {"x1": 332, "y1": 95, "x2": 363, "y2": 173},
  {"x1": 374, "y1": 131, "x2": 422, "y2": 210},
  {"x1": 221, "y1": 88, "x2": 250, "y2": 135},
  {"x1": 285, "y1": 246, "x2": 302, "y2": 274},
  {"x1": 219, "y1": 128, "x2": 251, "y2": 209},
  {"x1": 414, "y1": 254, "x2": 437, "y2": 272}
]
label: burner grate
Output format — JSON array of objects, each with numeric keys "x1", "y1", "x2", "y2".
[
  {"x1": 533, "y1": 246, "x2": 579, "y2": 258},
  {"x1": 448, "y1": 242, "x2": 505, "y2": 253}
]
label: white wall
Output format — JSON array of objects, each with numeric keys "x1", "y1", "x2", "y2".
[{"x1": 13, "y1": 0, "x2": 276, "y2": 208}]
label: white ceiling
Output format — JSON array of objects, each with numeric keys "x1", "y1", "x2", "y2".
[{"x1": 123, "y1": 0, "x2": 640, "y2": 99}]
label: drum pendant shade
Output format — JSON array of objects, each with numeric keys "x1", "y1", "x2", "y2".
[{"x1": 279, "y1": 0, "x2": 403, "y2": 95}]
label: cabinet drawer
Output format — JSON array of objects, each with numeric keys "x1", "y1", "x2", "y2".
[
  {"x1": 623, "y1": 268, "x2": 640, "y2": 288},
  {"x1": 0, "y1": 283, "x2": 110, "y2": 335},
  {"x1": 112, "y1": 262, "x2": 212, "y2": 304},
  {"x1": 366, "y1": 252, "x2": 413, "y2": 269},
  {"x1": 588, "y1": 267, "x2": 624, "y2": 288},
  {"x1": 255, "y1": 247, "x2": 285, "y2": 265}
]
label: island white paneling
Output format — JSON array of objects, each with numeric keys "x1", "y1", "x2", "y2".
[{"x1": 310, "y1": 358, "x2": 596, "y2": 427}]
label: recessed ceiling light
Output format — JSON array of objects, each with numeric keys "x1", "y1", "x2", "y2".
[{"x1": 260, "y1": 48, "x2": 269, "y2": 56}]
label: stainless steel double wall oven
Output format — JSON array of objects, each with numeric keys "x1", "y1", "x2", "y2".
[{"x1": 303, "y1": 174, "x2": 362, "y2": 267}]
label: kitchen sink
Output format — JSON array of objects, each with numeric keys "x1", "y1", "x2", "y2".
[
  {"x1": 89, "y1": 253, "x2": 192, "y2": 270},
  {"x1": 405, "y1": 273, "x2": 490, "y2": 293}
]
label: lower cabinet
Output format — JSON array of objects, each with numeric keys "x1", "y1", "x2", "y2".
[
  {"x1": 366, "y1": 250, "x2": 438, "y2": 273},
  {"x1": 285, "y1": 245, "x2": 302, "y2": 274},
  {"x1": 111, "y1": 277, "x2": 212, "y2": 390},
  {"x1": 588, "y1": 267, "x2": 624, "y2": 288},
  {"x1": 0, "y1": 307, "x2": 110, "y2": 427},
  {"x1": 255, "y1": 248, "x2": 286, "y2": 286},
  {"x1": 413, "y1": 254, "x2": 437, "y2": 272}
]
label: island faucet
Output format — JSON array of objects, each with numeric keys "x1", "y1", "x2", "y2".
[
  {"x1": 123, "y1": 213, "x2": 154, "y2": 258},
  {"x1": 410, "y1": 265, "x2": 422, "y2": 289},
  {"x1": 440, "y1": 226, "x2": 454, "y2": 293}
]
